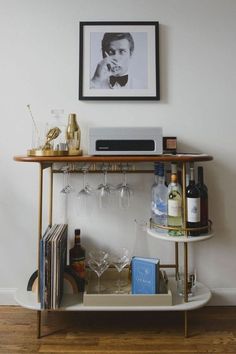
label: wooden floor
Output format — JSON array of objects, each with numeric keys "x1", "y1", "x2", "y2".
[{"x1": 0, "y1": 306, "x2": 236, "y2": 353}]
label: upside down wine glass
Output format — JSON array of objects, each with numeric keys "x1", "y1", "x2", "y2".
[
  {"x1": 77, "y1": 165, "x2": 94, "y2": 214},
  {"x1": 97, "y1": 167, "x2": 114, "y2": 208},
  {"x1": 116, "y1": 168, "x2": 133, "y2": 209},
  {"x1": 60, "y1": 165, "x2": 73, "y2": 194}
]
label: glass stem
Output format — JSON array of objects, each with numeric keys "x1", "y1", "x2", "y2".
[
  {"x1": 118, "y1": 271, "x2": 121, "y2": 293},
  {"x1": 123, "y1": 172, "x2": 127, "y2": 186},
  {"x1": 83, "y1": 171, "x2": 86, "y2": 189},
  {"x1": 97, "y1": 275, "x2": 101, "y2": 294},
  {"x1": 104, "y1": 171, "x2": 107, "y2": 186}
]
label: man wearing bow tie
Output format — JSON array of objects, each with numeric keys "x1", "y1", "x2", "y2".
[{"x1": 90, "y1": 32, "x2": 141, "y2": 89}]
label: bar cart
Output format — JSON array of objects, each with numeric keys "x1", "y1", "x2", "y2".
[{"x1": 13, "y1": 153, "x2": 214, "y2": 338}]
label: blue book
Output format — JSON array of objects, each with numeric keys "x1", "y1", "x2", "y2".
[{"x1": 131, "y1": 257, "x2": 160, "y2": 294}]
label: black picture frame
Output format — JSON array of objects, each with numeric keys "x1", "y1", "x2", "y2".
[{"x1": 79, "y1": 21, "x2": 160, "y2": 101}]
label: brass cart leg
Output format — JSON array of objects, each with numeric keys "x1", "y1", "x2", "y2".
[
  {"x1": 37, "y1": 310, "x2": 41, "y2": 339},
  {"x1": 184, "y1": 310, "x2": 188, "y2": 338},
  {"x1": 37, "y1": 163, "x2": 53, "y2": 338},
  {"x1": 48, "y1": 165, "x2": 53, "y2": 227},
  {"x1": 175, "y1": 242, "x2": 179, "y2": 279},
  {"x1": 37, "y1": 164, "x2": 44, "y2": 339},
  {"x1": 184, "y1": 242, "x2": 188, "y2": 337}
]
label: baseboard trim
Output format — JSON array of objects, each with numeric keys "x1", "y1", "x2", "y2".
[
  {"x1": 0, "y1": 288, "x2": 17, "y2": 305},
  {"x1": 208, "y1": 288, "x2": 236, "y2": 306},
  {"x1": 1, "y1": 287, "x2": 236, "y2": 306}
]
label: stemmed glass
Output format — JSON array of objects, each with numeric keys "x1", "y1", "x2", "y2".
[
  {"x1": 97, "y1": 165, "x2": 114, "y2": 208},
  {"x1": 116, "y1": 166, "x2": 133, "y2": 209},
  {"x1": 77, "y1": 165, "x2": 94, "y2": 212},
  {"x1": 111, "y1": 248, "x2": 130, "y2": 293},
  {"x1": 88, "y1": 250, "x2": 110, "y2": 294},
  {"x1": 60, "y1": 165, "x2": 73, "y2": 194}
]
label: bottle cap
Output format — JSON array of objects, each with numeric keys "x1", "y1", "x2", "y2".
[
  {"x1": 154, "y1": 162, "x2": 165, "y2": 176},
  {"x1": 69, "y1": 113, "x2": 77, "y2": 119},
  {"x1": 75, "y1": 229, "x2": 80, "y2": 236},
  {"x1": 171, "y1": 174, "x2": 177, "y2": 183}
]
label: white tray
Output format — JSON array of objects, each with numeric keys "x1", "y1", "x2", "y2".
[{"x1": 83, "y1": 268, "x2": 172, "y2": 307}]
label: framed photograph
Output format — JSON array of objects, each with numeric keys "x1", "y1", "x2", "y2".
[{"x1": 79, "y1": 21, "x2": 159, "y2": 100}]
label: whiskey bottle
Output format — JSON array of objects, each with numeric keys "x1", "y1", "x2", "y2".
[{"x1": 69, "y1": 229, "x2": 85, "y2": 290}]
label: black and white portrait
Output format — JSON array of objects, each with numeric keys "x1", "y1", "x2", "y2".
[
  {"x1": 79, "y1": 22, "x2": 159, "y2": 100},
  {"x1": 90, "y1": 32, "x2": 148, "y2": 90}
]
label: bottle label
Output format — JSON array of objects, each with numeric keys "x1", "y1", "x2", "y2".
[
  {"x1": 71, "y1": 260, "x2": 85, "y2": 279},
  {"x1": 168, "y1": 199, "x2": 181, "y2": 217},
  {"x1": 187, "y1": 198, "x2": 200, "y2": 222},
  {"x1": 153, "y1": 200, "x2": 167, "y2": 216}
]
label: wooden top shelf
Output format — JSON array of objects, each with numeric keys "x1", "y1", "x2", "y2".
[{"x1": 13, "y1": 154, "x2": 213, "y2": 163}]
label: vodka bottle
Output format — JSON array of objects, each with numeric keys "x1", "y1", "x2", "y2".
[
  {"x1": 151, "y1": 163, "x2": 168, "y2": 229},
  {"x1": 186, "y1": 166, "x2": 201, "y2": 236},
  {"x1": 151, "y1": 162, "x2": 158, "y2": 210},
  {"x1": 151, "y1": 162, "x2": 159, "y2": 218}
]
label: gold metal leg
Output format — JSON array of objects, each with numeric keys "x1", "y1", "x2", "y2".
[
  {"x1": 184, "y1": 242, "x2": 188, "y2": 303},
  {"x1": 37, "y1": 164, "x2": 43, "y2": 302},
  {"x1": 37, "y1": 310, "x2": 41, "y2": 338},
  {"x1": 175, "y1": 242, "x2": 179, "y2": 279},
  {"x1": 48, "y1": 165, "x2": 53, "y2": 226},
  {"x1": 184, "y1": 310, "x2": 188, "y2": 337}
]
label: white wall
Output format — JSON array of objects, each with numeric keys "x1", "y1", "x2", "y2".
[{"x1": 0, "y1": 0, "x2": 236, "y2": 305}]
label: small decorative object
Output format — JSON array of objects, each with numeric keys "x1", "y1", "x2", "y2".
[
  {"x1": 79, "y1": 21, "x2": 159, "y2": 100},
  {"x1": 66, "y1": 113, "x2": 82, "y2": 155},
  {"x1": 26, "y1": 105, "x2": 69, "y2": 156},
  {"x1": 42, "y1": 127, "x2": 61, "y2": 150}
]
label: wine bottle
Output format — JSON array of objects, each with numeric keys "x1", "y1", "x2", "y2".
[
  {"x1": 186, "y1": 165, "x2": 201, "y2": 236},
  {"x1": 197, "y1": 166, "x2": 208, "y2": 232},
  {"x1": 69, "y1": 229, "x2": 86, "y2": 290},
  {"x1": 151, "y1": 163, "x2": 168, "y2": 230},
  {"x1": 168, "y1": 169, "x2": 183, "y2": 236}
]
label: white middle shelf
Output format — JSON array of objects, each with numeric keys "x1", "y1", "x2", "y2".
[{"x1": 147, "y1": 228, "x2": 214, "y2": 243}]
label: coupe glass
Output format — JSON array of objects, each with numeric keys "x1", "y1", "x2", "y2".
[
  {"x1": 88, "y1": 258, "x2": 110, "y2": 294},
  {"x1": 111, "y1": 248, "x2": 130, "y2": 293}
]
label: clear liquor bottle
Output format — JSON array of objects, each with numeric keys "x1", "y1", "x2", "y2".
[
  {"x1": 151, "y1": 163, "x2": 168, "y2": 230},
  {"x1": 151, "y1": 162, "x2": 159, "y2": 213}
]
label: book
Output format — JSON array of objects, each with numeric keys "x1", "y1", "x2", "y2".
[
  {"x1": 131, "y1": 256, "x2": 160, "y2": 294},
  {"x1": 39, "y1": 224, "x2": 68, "y2": 309}
]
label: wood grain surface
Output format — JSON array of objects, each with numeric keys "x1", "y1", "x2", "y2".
[{"x1": 0, "y1": 306, "x2": 236, "y2": 353}]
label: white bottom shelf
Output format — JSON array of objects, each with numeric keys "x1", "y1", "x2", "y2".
[{"x1": 15, "y1": 279, "x2": 211, "y2": 312}]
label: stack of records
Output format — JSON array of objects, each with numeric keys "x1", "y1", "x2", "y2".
[{"x1": 39, "y1": 224, "x2": 68, "y2": 309}]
